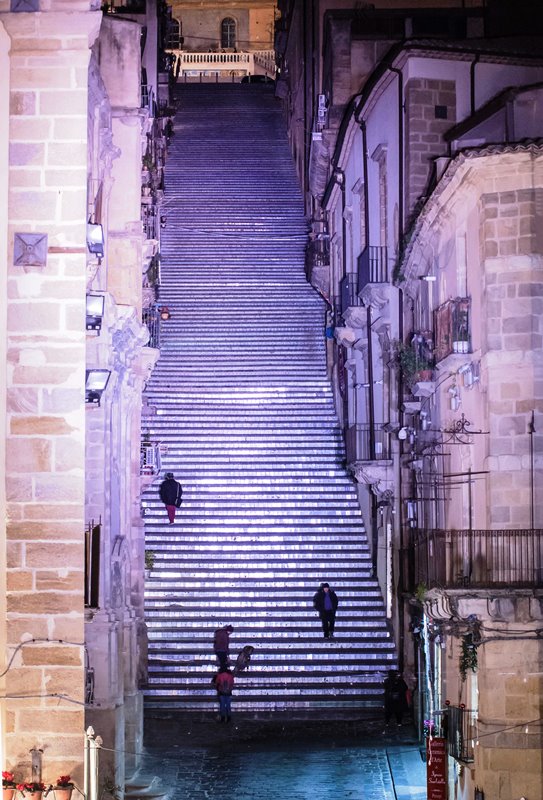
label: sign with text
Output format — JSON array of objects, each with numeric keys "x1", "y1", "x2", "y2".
[{"x1": 427, "y1": 736, "x2": 448, "y2": 800}]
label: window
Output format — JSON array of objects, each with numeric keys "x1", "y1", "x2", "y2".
[
  {"x1": 167, "y1": 17, "x2": 181, "y2": 49},
  {"x1": 221, "y1": 17, "x2": 236, "y2": 49}
]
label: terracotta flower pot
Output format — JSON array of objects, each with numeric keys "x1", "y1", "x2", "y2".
[
  {"x1": 3, "y1": 789, "x2": 16, "y2": 800},
  {"x1": 25, "y1": 792, "x2": 42, "y2": 800},
  {"x1": 54, "y1": 789, "x2": 73, "y2": 800}
]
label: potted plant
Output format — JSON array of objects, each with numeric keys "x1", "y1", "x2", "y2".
[
  {"x1": 3, "y1": 772, "x2": 16, "y2": 800},
  {"x1": 53, "y1": 776, "x2": 74, "y2": 800},
  {"x1": 16, "y1": 782, "x2": 46, "y2": 800},
  {"x1": 395, "y1": 340, "x2": 434, "y2": 384}
]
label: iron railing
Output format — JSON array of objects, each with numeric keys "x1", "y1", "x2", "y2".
[
  {"x1": 446, "y1": 705, "x2": 476, "y2": 762},
  {"x1": 357, "y1": 245, "x2": 388, "y2": 291},
  {"x1": 434, "y1": 297, "x2": 471, "y2": 361},
  {"x1": 345, "y1": 424, "x2": 391, "y2": 463},
  {"x1": 340, "y1": 273, "x2": 360, "y2": 314},
  {"x1": 140, "y1": 440, "x2": 162, "y2": 476},
  {"x1": 142, "y1": 305, "x2": 160, "y2": 349},
  {"x1": 409, "y1": 528, "x2": 543, "y2": 589},
  {"x1": 142, "y1": 201, "x2": 159, "y2": 239},
  {"x1": 84, "y1": 520, "x2": 101, "y2": 608}
]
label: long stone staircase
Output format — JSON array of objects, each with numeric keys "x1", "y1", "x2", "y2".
[{"x1": 142, "y1": 84, "x2": 397, "y2": 711}]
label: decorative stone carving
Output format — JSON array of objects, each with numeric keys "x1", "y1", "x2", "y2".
[
  {"x1": 334, "y1": 326, "x2": 357, "y2": 347},
  {"x1": 343, "y1": 306, "x2": 367, "y2": 329},
  {"x1": 351, "y1": 462, "x2": 394, "y2": 497},
  {"x1": 359, "y1": 283, "x2": 396, "y2": 314}
]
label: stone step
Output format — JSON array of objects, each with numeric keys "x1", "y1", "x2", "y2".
[{"x1": 142, "y1": 83, "x2": 396, "y2": 711}]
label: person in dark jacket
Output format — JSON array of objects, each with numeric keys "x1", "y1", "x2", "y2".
[
  {"x1": 313, "y1": 582, "x2": 339, "y2": 639},
  {"x1": 159, "y1": 472, "x2": 183, "y2": 524},
  {"x1": 213, "y1": 624, "x2": 234, "y2": 670},
  {"x1": 383, "y1": 669, "x2": 409, "y2": 726}
]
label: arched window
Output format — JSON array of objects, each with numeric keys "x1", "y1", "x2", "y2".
[
  {"x1": 167, "y1": 17, "x2": 181, "y2": 50},
  {"x1": 221, "y1": 17, "x2": 236, "y2": 49}
]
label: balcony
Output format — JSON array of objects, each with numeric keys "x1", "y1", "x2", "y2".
[
  {"x1": 446, "y1": 705, "x2": 476, "y2": 763},
  {"x1": 140, "y1": 439, "x2": 162, "y2": 476},
  {"x1": 357, "y1": 245, "x2": 395, "y2": 314},
  {"x1": 434, "y1": 297, "x2": 471, "y2": 362},
  {"x1": 410, "y1": 528, "x2": 543, "y2": 590},
  {"x1": 142, "y1": 304, "x2": 160, "y2": 349},
  {"x1": 346, "y1": 424, "x2": 391, "y2": 463},
  {"x1": 85, "y1": 520, "x2": 101, "y2": 609},
  {"x1": 357, "y1": 245, "x2": 388, "y2": 290},
  {"x1": 340, "y1": 273, "x2": 360, "y2": 316}
]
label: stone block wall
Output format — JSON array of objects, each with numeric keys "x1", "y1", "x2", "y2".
[
  {"x1": 404, "y1": 78, "x2": 456, "y2": 223},
  {"x1": 481, "y1": 187, "x2": 543, "y2": 528},
  {"x1": 1, "y1": 8, "x2": 100, "y2": 782}
]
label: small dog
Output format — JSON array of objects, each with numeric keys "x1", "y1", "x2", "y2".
[{"x1": 233, "y1": 645, "x2": 255, "y2": 676}]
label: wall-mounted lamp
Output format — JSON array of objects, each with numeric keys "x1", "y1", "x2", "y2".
[
  {"x1": 159, "y1": 306, "x2": 171, "y2": 321},
  {"x1": 85, "y1": 369, "x2": 111, "y2": 406},
  {"x1": 87, "y1": 223, "x2": 105, "y2": 258},
  {"x1": 86, "y1": 294, "x2": 105, "y2": 333}
]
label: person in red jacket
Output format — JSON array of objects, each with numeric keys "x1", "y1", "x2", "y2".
[
  {"x1": 213, "y1": 624, "x2": 233, "y2": 670},
  {"x1": 212, "y1": 667, "x2": 235, "y2": 722}
]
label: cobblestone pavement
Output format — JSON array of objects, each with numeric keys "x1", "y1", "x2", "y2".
[{"x1": 134, "y1": 711, "x2": 426, "y2": 800}]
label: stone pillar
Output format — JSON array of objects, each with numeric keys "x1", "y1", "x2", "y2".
[{"x1": 1, "y1": 8, "x2": 100, "y2": 781}]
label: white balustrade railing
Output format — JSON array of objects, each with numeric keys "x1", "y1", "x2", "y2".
[{"x1": 168, "y1": 49, "x2": 276, "y2": 78}]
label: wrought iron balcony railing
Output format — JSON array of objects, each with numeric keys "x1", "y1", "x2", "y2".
[
  {"x1": 142, "y1": 305, "x2": 160, "y2": 349},
  {"x1": 345, "y1": 424, "x2": 391, "y2": 463},
  {"x1": 357, "y1": 245, "x2": 388, "y2": 292},
  {"x1": 84, "y1": 519, "x2": 101, "y2": 609},
  {"x1": 409, "y1": 528, "x2": 543, "y2": 590},
  {"x1": 140, "y1": 439, "x2": 162, "y2": 476},
  {"x1": 434, "y1": 297, "x2": 471, "y2": 361},
  {"x1": 446, "y1": 705, "x2": 476, "y2": 762},
  {"x1": 340, "y1": 273, "x2": 360, "y2": 315}
]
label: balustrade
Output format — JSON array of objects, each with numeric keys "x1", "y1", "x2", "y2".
[
  {"x1": 434, "y1": 297, "x2": 471, "y2": 361},
  {"x1": 167, "y1": 49, "x2": 275, "y2": 78},
  {"x1": 445, "y1": 705, "x2": 477, "y2": 762},
  {"x1": 346, "y1": 423, "x2": 391, "y2": 463},
  {"x1": 142, "y1": 305, "x2": 160, "y2": 349},
  {"x1": 409, "y1": 527, "x2": 543, "y2": 589},
  {"x1": 357, "y1": 245, "x2": 388, "y2": 291}
]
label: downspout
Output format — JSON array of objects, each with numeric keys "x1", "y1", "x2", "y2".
[
  {"x1": 470, "y1": 53, "x2": 480, "y2": 117},
  {"x1": 389, "y1": 64, "x2": 406, "y2": 672}
]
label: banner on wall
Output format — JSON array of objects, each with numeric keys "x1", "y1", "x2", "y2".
[{"x1": 427, "y1": 736, "x2": 448, "y2": 800}]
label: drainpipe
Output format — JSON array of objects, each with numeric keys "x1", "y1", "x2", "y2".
[
  {"x1": 470, "y1": 53, "x2": 480, "y2": 117},
  {"x1": 388, "y1": 66, "x2": 404, "y2": 248}
]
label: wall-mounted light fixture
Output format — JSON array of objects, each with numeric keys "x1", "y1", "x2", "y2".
[
  {"x1": 87, "y1": 223, "x2": 104, "y2": 258},
  {"x1": 85, "y1": 369, "x2": 111, "y2": 406},
  {"x1": 86, "y1": 294, "x2": 105, "y2": 333},
  {"x1": 159, "y1": 306, "x2": 171, "y2": 321}
]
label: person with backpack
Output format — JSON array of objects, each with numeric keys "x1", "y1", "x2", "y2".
[
  {"x1": 159, "y1": 472, "x2": 183, "y2": 524},
  {"x1": 212, "y1": 667, "x2": 235, "y2": 722}
]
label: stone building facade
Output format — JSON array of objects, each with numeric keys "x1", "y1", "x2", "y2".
[
  {"x1": 0, "y1": 0, "x2": 167, "y2": 790},
  {"x1": 276, "y1": 3, "x2": 543, "y2": 797}
]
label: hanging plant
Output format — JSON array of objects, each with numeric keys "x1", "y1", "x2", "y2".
[{"x1": 459, "y1": 633, "x2": 478, "y2": 681}]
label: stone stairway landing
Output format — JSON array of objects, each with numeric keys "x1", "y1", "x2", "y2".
[{"x1": 142, "y1": 84, "x2": 397, "y2": 711}]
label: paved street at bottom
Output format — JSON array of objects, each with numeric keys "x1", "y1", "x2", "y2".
[{"x1": 137, "y1": 713, "x2": 426, "y2": 800}]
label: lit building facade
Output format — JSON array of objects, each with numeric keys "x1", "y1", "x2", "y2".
[
  {"x1": 0, "y1": 0, "x2": 168, "y2": 790},
  {"x1": 276, "y1": 3, "x2": 543, "y2": 797}
]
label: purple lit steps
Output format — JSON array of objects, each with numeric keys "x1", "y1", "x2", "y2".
[{"x1": 141, "y1": 84, "x2": 397, "y2": 710}]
